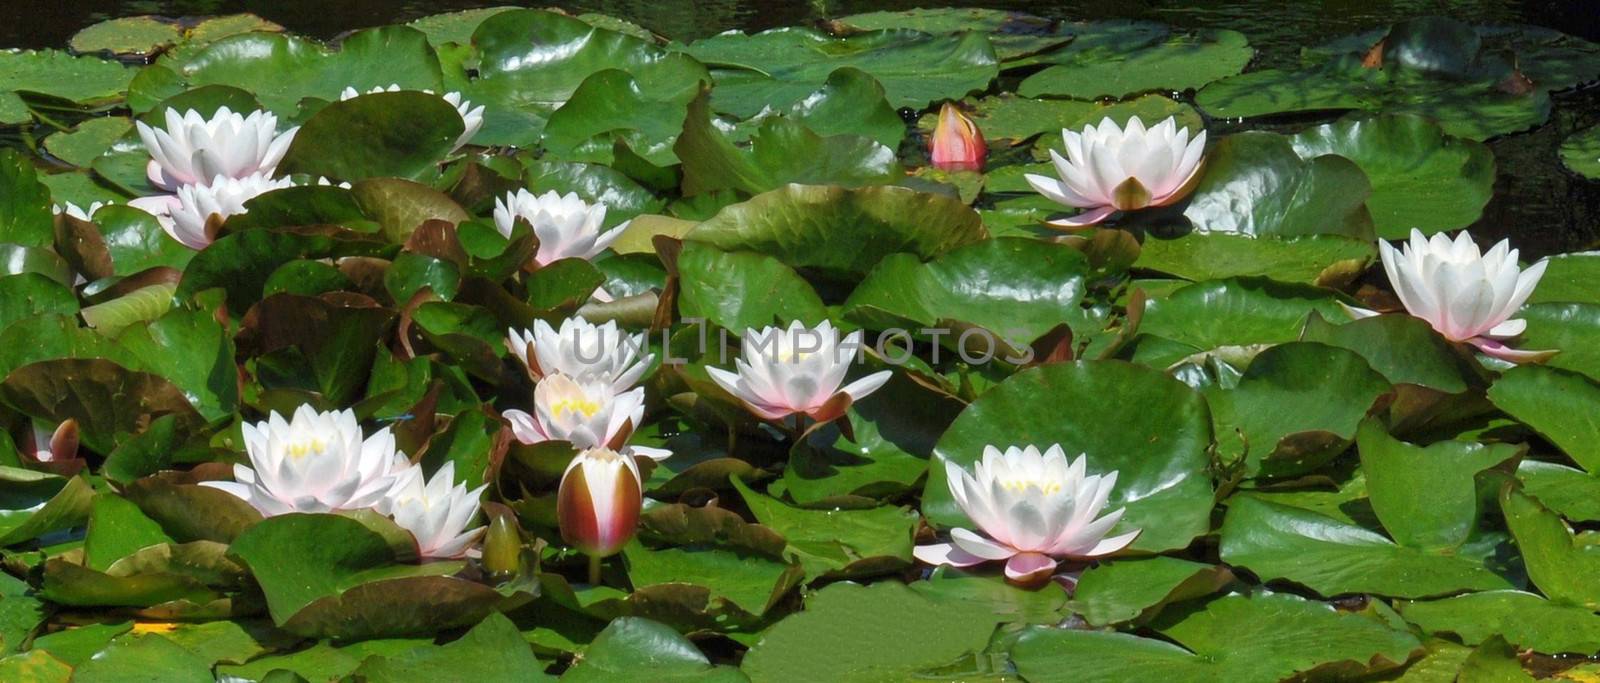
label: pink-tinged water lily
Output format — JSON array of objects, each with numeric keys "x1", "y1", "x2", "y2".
[
  {"x1": 506, "y1": 317, "x2": 653, "y2": 392},
  {"x1": 1026, "y1": 116, "x2": 1207, "y2": 227},
  {"x1": 707, "y1": 320, "x2": 891, "y2": 423},
  {"x1": 135, "y1": 107, "x2": 299, "y2": 192},
  {"x1": 558, "y1": 447, "x2": 643, "y2": 561},
  {"x1": 503, "y1": 374, "x2": 647, "y2": 450},
  {"x1": 202, "y1": 405, "x2": 409, "y2": 517},
  {"x1": 158, "y1": 173, "x2": 296, "y2": 249},
  {"x1": 379, "y1": 461, "x2": 488, "y2": 560},
  {"x1": 930, "y1": 102, "x2": 986, "y2": 172},
  {"x1": 915, "y1": 445, "x2": 1140, "y2": 586},
  {"x1": 339, "y1": 84, "x2": 484, "y2": 152},
  {"x1": 1349, "y1": 229, "x2": 1553, "y2": 363},
  {"x1": 492, "y1": 189, "x2": 625, "y2": 268}
]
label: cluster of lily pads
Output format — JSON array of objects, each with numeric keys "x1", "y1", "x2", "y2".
[{"x1": 2, "y1": 5, "x2": 1600, "y2": 682}]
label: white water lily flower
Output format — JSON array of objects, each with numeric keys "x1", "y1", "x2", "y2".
[
  {"x1": 53, "y1": 201, "x2": 108, "y2": 222},
  {"x1": 558, "y1": 447, "x2": 643, "y2": 558},
  {"x1": 339, "y1": 84, "x2": 484, "y2": 152},
  {"x1": 492, "y1": 189, "x2": 625, "y2": 267},
  {"x1": 160, "y1": 172, "x2": 295, "y2": 249},
  {"x1": 506, "y1": 317, "x2": 653, "y2": 392},
  {"x1": 1026, "y1": 115, "x2": 1206, "y2": 227},
  {"x1": 136, "y1": 107, "x2": 299, "y2": 192},
  {"x1": 379, "y1": 461, "x2": 488, "y2": 559},
  {"x1": 503, "y1": 374, "x2": 646, "y2": 450},
  {"x1": 202, "y1": 405, "x2": 408, "y2": 516},
  {"x1": 1349, "y1": 229, "x2": 1553, "y2": 363},
  {"x1": 915, "y1": 445, "x2": 1140, "y2": 585},
  {"x1": 708, "y1": 320, "x2": 891, "y2": 423}
]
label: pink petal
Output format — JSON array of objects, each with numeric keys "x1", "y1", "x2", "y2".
[
  {"x1": 1466, "y1": 337, "x2": 1558, "y2": 364},
  {"x1": 913, "y1": 542, "x2": 989, "y2": 568},
  {"x1": 1004, "y1": 552, "x2": 1058, "y2": 585},
  {"x1": 950, "y1": 528, "x2": 1020, "y2": 561},
  {"x1": 1045, "y1": 205, "x2": 1116, "y2": 228},
  {"x1": 1078, "y1": 529, "x2": 1142, "y2": 558}
]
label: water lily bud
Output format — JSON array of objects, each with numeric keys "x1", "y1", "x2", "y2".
[
  {"x1": 135, "y1": 107, "x2": 299, "y2": 192},
  {"x1": 914, "y1": 445, "x2": 1139, "y2": 586},
  {"x1": 23, "y1": 419, "x2": 78, "y2": 463},
  {"x1": 930, "y1": 102, "x2": 986, "y2": 172},
  {"x1": 1350, "y1": 229, "x2": 1553, "y2": 363},
  {"x1": 1026, "y1": 115, "x2": 1207, "y2": 227},
  {"x1": 480, "y1": 507, "x2": 524, "y2": 578},
  {"x1": 492, "y1": 189, "x2": 625, "y2": 268},
  {"x1": 707, "y1": 320, "x2": 891, "y2": 424},
  {"x1": 557, "y1": 447, "x2": 642, "y2": 558}
]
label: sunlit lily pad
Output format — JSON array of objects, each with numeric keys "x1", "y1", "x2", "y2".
[
  {"x1": 1289, "y1": 113, "x2": 1494, "y2": 237},
  {"x1": 1018, "y1": 25, "x2": 1252, "y2": 99},
  {"x1": 1560, "y1": 124, "x2": 1600, "y2": 179},
  {"x1": 686, "y1": 27, "x2": 999, "y2": 118},
  {"x1": 836, "y1": 8, "x2": 1070, "y2": 61},
  {"x1": 1011, "y1": 592, "x2": 1420, "y2": 682},
  {"x1": 0, "y1": 49, "x2": 133, "y2": 124},
  {"x1": 1400, "y1": 590, "x2": 1600, "y2": 654}
]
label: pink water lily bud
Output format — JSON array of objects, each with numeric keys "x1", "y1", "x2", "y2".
[
  {"x1": 557, "y1": 447, "x2": 643, "y2": 558},
  {"x1": 915, "y1": 445, "x2": 1140, "y2": 587},
  {"x1": 707, "y1": 320, "x2": 891, "y2": 424},
  {"x1": 23, "y1": 419, "x2": 78, "y2": 464},
  {"x1": 1026, "y1": 116, "x2": 1207, "y2": 227},
  {"x1": 493, "y1": 189, "x2": 626, "y2": 267},
  {"x1": 202, "y1": 405, "x2": 409, "y2": 517},
  {"x1": 136, "y1": 107, "x2": 299, "y2": 193},
  {"x1": 1350, "y1": 229, "x2": 1554, "y2": 363},
  {"x1": 930, "y1": 102, "x2": 986, "y2": 172}
]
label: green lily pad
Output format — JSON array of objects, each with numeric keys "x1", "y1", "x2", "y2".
[
  {"x1": 0, "y1": 273, "x2": 76, "y2": 331},
  {"x1": 349, "y1": 613, "x2": 551, "y2": 682},
  {"x1": 84, "y1": 494, "x2": 175, "y2": 572},
  {"x1": 541, "y1": 69, "x2": 697, "y2": 167},
  {"x1": 70, "y1": 632, "x2": 214, "y2": 683},
  {"x1": 1514, "y1": 302, "x2": 1600, "y2": 382},
  {"x1": 279, "y1": 92, "x2": 462, "y2": 183},
  {"x1": 69, "y1": 17, "x2": 184, "y2": 56},
  {"x1": 676, "y1": 91, "x2": 900, "y2": 197},
  {"x1": 407, "y1": 7, "x2": 519, "y2": 47},
  {"x1": 0, "y1": 467, "x2": 93, "y2": 546},
  {"x1": 0, "y1": 149, "x2": 55, "y2": 248},
  {"x1": 1289, "y1": 113, "x2": 1494, "y2": 238},
  {"x1": 924, "y1": 361, "x2": 1214, "y2": 552},
  {"x1": 0, "y1": 358, "x2": 204, "y2": 454},
  {"x1": 1516, "y1": 460, "x2": 1600, "y2": 522},
  {"x1": 1299, "y1": 312, "x2": 1473, "y2": 393},
  {"x1": 1500, "y1": 485, "x2": 1600, "y2": 609},
  {"x1": 0, "y1": 50, "x2": 133, "y2": 124},
  {"x1": 1011, "y1": 591, "x2": 1420, "y2": 682},
  {"x1": 687, "y1": 28, "x2": 999, "y2": 118},
  {"x1": 1399, "y1": 590, "x2": 1600, "y2": 655},
  {"x1": 1529, "y1": 253, "x2": 1600, "y2": 305},
  {"x1": 732, "y1": 477, "x2": 916, "y2": 579},
  {"x1": 1134, "y1": 277, "x2": 1349, "y2": 366},
  {"x1": 152, "y1": 26, "x2": 444, "y2": 114},
  {"x1": 738, "y1": 581, "x2": 1003, "y2": 683},
  {"x1": 561, "y1": 617, "x2": 739, "y2": 682},
  {"x1": 1560, "y1": 124, "x2": 1600, "y2": 180},
  {"x1": 1205, "y1": 342, "x2": 1392, "y2": 478},
  {"x1": 675, "y1": 242, "x2": 826, "y2": 333},
  {"x1": 686, "y1": 184, "x2": 986, "y2": 278},
  {"x1": 1219, "y1": 495, "x2": 1514, "y2": 598},
  {"x1": 42, "y1": 117, "x2": 132, "y2": 169},
  {"x1": 1488, "y1": 365, "x2": 1600, "y2": 473},
  {"x1": 1358, "y1": 420, "x2": 1520, "y2": 551},
  {"x1": 462, "y1": 9, "x2": 707, "y2": 146},
  {"x1": 1183, "y1": 131, "x2": 1376, "y2": 240},
  {"x1": 1018, "y1": 25, "x2": 1252, "y2": 99},
  {"x1": 733, "y1": 67, "x2": 905, "y2": 150},
  {"x1": 1069, "y1": 557, "x2": 1232, "y2": 627},
  {"x1": 836, "y1": 9, "x2": 1070, "y2": 62},
  {"x1": 1135, "y1": 232, "x2": 1375, "y2": 286},
  {"x1": 843, "y1": 237, "x2": 1090, "y2": 347}
]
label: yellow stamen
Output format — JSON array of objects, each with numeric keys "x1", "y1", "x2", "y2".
[
  {"x1": 286, "y1": 438, "x2": 327, "y2": 459},
  {"x1": 552, "y1": 398, "x2": 602, "y2": 418}
]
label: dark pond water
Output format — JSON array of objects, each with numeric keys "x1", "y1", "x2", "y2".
[{"x1": 8, "y1": 0, "x2": 1600, "y2": 256}]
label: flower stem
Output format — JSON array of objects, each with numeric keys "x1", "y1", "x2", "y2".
[{"x1": 587, "y1": 554, "x2": 602, "y2": 586}]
